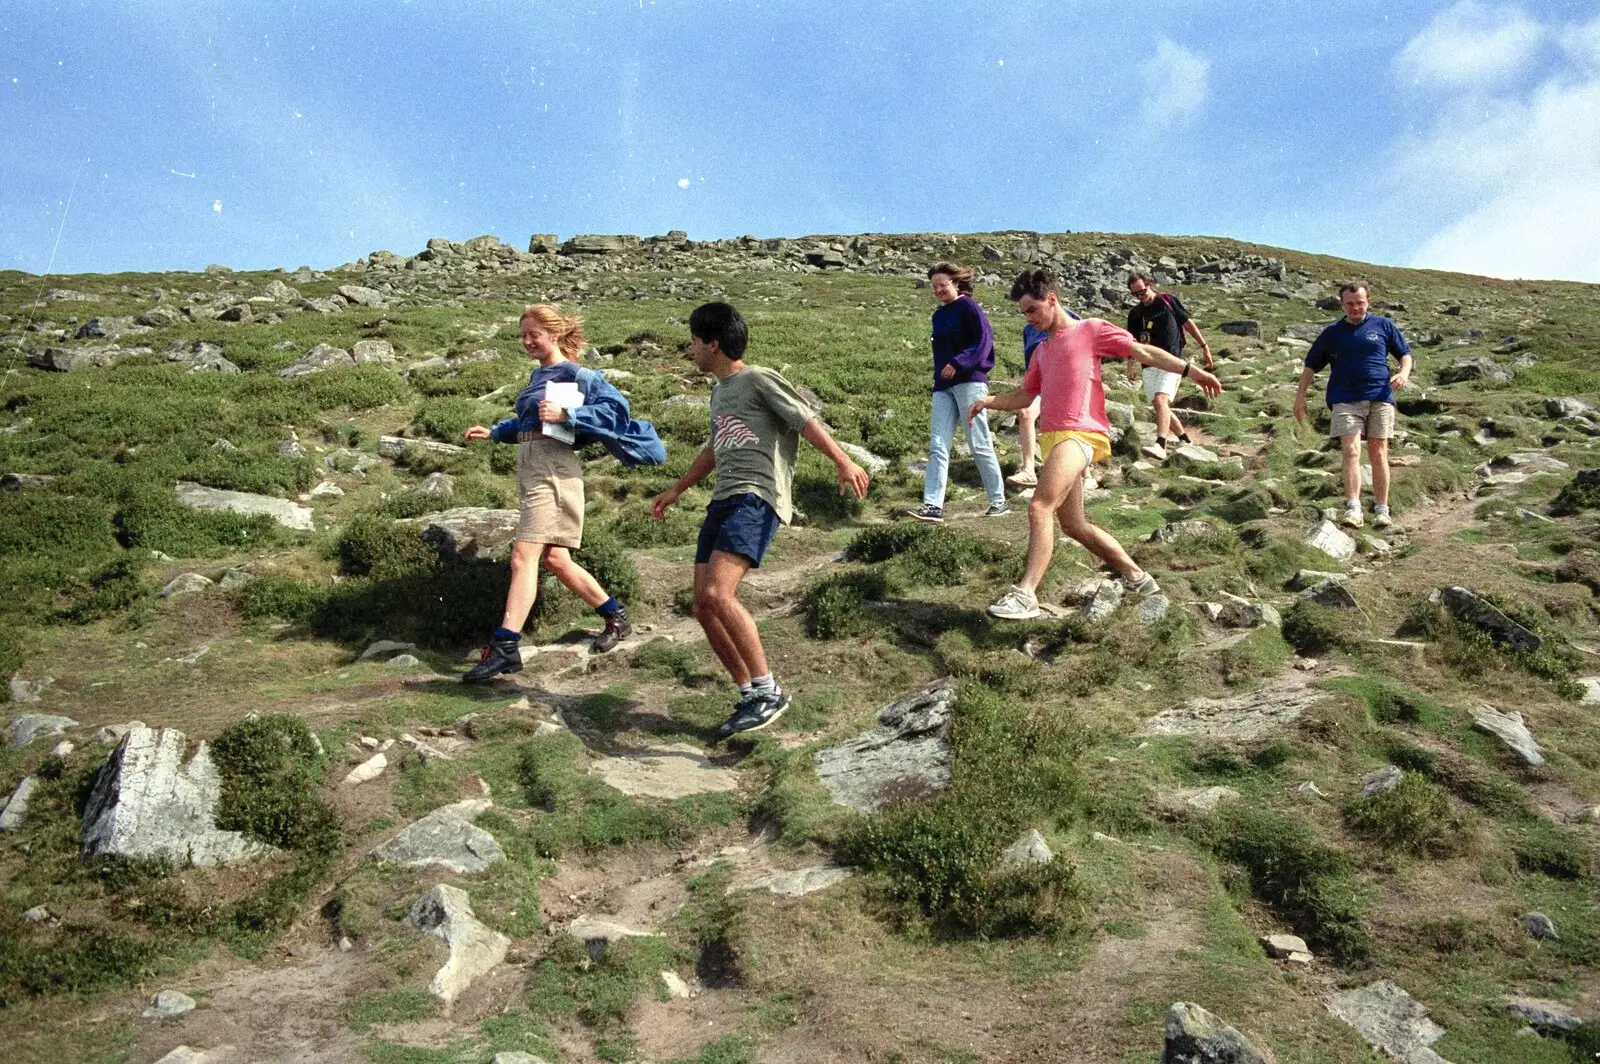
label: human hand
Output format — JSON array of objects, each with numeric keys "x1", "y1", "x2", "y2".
[
  {"x1": 464, "y1": 425, "x2": 491, "y2": 441},
  {"x1": 1293, "y1": 395, "x2": 1309, "y2": 423},
  {"x1": 1390, "y1": 370, "x2": 1410, "y2": 391},
  {"x1": 837, "y1": 460, "x2": 870, "y2": 500},
  {"x1": 1192, "y1": 368, "x2": 1223, "y2": 398},
  {"x1": 537, "y1": 400, "x2": 566, "y2": 423},
  {"x1": 1202, "y1": 345, "x2": 1215, "y2": 369},
  {"x1": 965, "y1": 398, "x2": 989, "y2": 424},
  {"x1": 649, "y1": 488, "x2": 681, "y2": 520},
  {"x1": 939, "y1": 364, "x2": 956, "y2": 381}
]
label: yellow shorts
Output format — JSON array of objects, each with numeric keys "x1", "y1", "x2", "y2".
[{"x1": 1038, "y1": 430, "x2": 1111, "y2": 466}]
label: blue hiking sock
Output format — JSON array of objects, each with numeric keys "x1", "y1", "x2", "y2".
[
  {"x1": 596, "y1": 596, "x2": 622, "y2": 617},
  {"x1": 492, "y1": 627, "x2": 521, "y2": 642}
]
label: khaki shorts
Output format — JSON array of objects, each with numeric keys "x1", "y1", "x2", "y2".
[
  {"x1": 1330, "y1": 401, "x2": 1396, "y2": 440},
  {"x1": 514, "y1": 437, "x2": 584, "y2": 547}
]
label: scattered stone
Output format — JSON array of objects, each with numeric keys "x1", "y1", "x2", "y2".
[
  {"x1": 1178, "y1": 786, "x2": 1241, "y2": 812},
  {"x1": 1219, "y1": 320, "x2": 1261, "y2": 338},
  {"x1": 737, "y1": 866, "x2": 854, "y2": 897},
  {"x1": 1429, "y1": 586, "x2": 1540, "y2": 654},
  {"x1": 0, "y1": 776, "x2": 39, "y2": 831},
  {"x1": 8, "y1": 677, "x2": 52, "y2": 704},
  {"x1": 1077, "y1": 579, "x2": 1125, "y2": 621},
  {"x1": 492, "y1": 1054, "x2": 551, "y2": 1064},
  {"x1": 174, "y1": 481, "x2": 314, "y2": 531},
  {"x1": 1470, "y1": 705, "x2": 1544, "y2": 766},
  {"x1": 1438, "y1": 355, "x2": 1512, "y2": 384},
  {"x1": 277, "y1": 343, "x2": 355, "y2": 378},
  {"x1": 1295, "y1": 781, "x2": 1327, "y2": 800},
  {"x1": 1360, "y1": 765, "x2": 1404, "y2": 798},
  {"x1": 154, "y1": 1047, "x2": 235, "y2": 1064},
  {"x1": 1546, "y1": 397, "x2": 1594, "y2": 419},
  {"x1": 813, "y1": 681, "x2": 957, "y2": 813},
  {"x1": 408, "y1": 884, "x2": 510, "y2": 1007},
  {"x1": 1138, "y1": 594, "x2": 1171, "y2": 625},
  {"x1": 1160, "y1": 1002, "x2": 1271, "y2": 1064},
  {"x1": 1298, "y1": 578, "x2": 1357, "y2": 609},
  {"x1": 22, "y1": 905, "x2": 50, "y2": 923},
  {"x1": 1165, "y1": 444, "x2": 1221, "y2": 469},
  {"x1": 50, "y1": 740, "x2": 74, "y2": 757},
  {"x1": 8, "y1": 713, "x2": 75, "y2": 746},
  {"x1": 95, "y1": 721, "x2": 143, "y2": 745},
  {"x1": 388, "y1": 653, "x2": 422, "y2": 668},
  {"x1": 160, "y1": 572, "x2": 214, "y2": 598},
  {"x1": 27, "y1": 344, "x2": 147, "y2": 372},
  {"x1": 566, "y1": 916, "x2": 659, "y2": 960},
  {"x1": 1260, "y1": 933, "x2": 1313, "y2": 964},
  {"x1": 999, "y1": 829, "x2": 1055, "y2": 869},
  {"x1": 143, "y1": 989, "x2": 198, "y2": 1018},
  {"x1": 1580, "y1": 677, "x2": 1600, "y2": 705},
  {"x1": 590, "y1": 742, "x2": 739, "y2": 800},
  {"x1": 1, "y1": 473, "x2": 56, "y2": 490},
  {"x1": 217, "y1": 568, "x2": 253, "y2": 590},
  {"x1": 350, "y1": 339, "x2": 397, "y2": 363},
  {"x1": 178, "y1": 645, "x2": 211, "y2": 667},
  {"x1": 309, "y1": 480, "x2": 344, "y2": 497},
  {"x1": 276, "y1": 439, "x2": 307, "y2": 458},
  {"x1": 1521, "y1": 912, "x2": 1559, "y2": 940},
  {"x1": 343, "y1": 753, "x2": 388, "y2": 785},
  {"x1": 1328, "y1": 981, "x2": 1450, "y2": 1064},
  {"x1": 81, "y1": 726, "x2": 275, "y2": 866},
  {"x1": 1506, "y1": 997, "x2": 1582, "y2": 1036},
  {"x1": 1142, "y1": 687, "x2": 1325, "y2": 742},
  {"x1": 1304, "y1": 520, "x2": 1357, "y2": 562},
  {"x1": 1216, "y1": 602, "x2": 1281, "y2": 629},
  {"x1": 838, "y1": 442, "x2": 888, "y2": 474},
  {"x1": 418, "y1": 471, "x2": 455, "y2": 496},
  {"x1": 660, "y1": 971, "x2": 692, "y2": 1000},
  {"x1": 359, "y1": 639, "x2": 418, "y2": 661},
  {"x1": 1150, "y1": 519, "x2": 1217, "y2": 543},
  {"x1": 370, "y1": 799, "x2": 504, "y2": 873}
]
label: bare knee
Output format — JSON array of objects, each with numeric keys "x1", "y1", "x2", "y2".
[
  {"x1": 541, "y1": 546, "x2": 576, "y2": 579},
  {"x1": 694, "y1": 586, "x2": 726, "y2": 621},
  {"x1": 1058, "y1": 510, "x2": 1092, "y2": 539}
]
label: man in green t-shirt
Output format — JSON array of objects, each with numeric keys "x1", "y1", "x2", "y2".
[{"x1": 651, "y1": 302, "x2": 870, "y2": 739}]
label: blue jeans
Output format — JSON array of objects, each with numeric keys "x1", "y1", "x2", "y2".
[{"x1": 923, "y1": 381, "x2": 1005, "y2": 507}]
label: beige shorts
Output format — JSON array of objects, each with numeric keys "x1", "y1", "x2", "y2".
[
  {"x1": 514, "y1": 437, "x2": 584, "y2": 547},
  {"x1": 1330, "y1": 401, "x2": 1396, "y2": 440},
  {"x1": 1141, "y1": 365, "x2": 1181, "y2": 402}
]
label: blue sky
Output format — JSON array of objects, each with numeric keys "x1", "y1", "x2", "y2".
[{"x1": 3, "y1": 1, "x2": 1597, "y2": 281}]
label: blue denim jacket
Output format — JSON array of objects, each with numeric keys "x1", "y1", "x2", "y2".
[{"x1": 489, "y1": 366, "x2": 666, "y2": 467}]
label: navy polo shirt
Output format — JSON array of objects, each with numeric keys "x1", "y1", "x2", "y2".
[{"x1": 1305, "y1": 314, "x2": 1411, "y2": 405}]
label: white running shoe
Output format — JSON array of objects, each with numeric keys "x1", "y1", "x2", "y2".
[
  {"x1": 1007, "y1": 468, "x2": 1038, "y2": 486},
  {"x1": 987, "y1": 586, "x2": 1041, "y2": 620}
]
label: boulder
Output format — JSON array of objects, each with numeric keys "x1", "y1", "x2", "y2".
[
  {"x1": 408, "y1": 884, "x2": 510, "y2": 1006},
  {"x1": 1166, "y1": 444, "x2": 1221, "y2": 469},
  {"x1": 296, "y1": 296, "x2": 347, "y2": 314},
  {"x1": 1438, "y1": 356, "x2": 1512, "y2": 384},
  {"x1": 527, "y1": 234, "x2": 560, "y2": 254},
  {"x1": 1, "y1": 473, "x2": 56, "y2": 491},
  {"x1": 369, "y1": 799, "x2": 504, "y2": 873},
  {"x1": 813, "y1": 680, "x2": 956, "y2": 813},
  {"x1": 0, "y1": 776, "x2": 39, "y2": 831},
  {"x1": 277, "y1": 344, "x2": 355, "y2": 378},
  {"x1": 590, "y1": 743, "x2": 740, "y2": 800},
  {"x1": 1151, "y1": 519, "x2": 1217, "y2": 543},
  {"x1": 359, "y1": 640, "x2": 418, "y2": 661},
  {"x1": 1218, "y1": 321, "x2": 1261, "y2": 338},
  {"x1": 1327, "y1": 981, "x2": 1450, "y2": 1064},
  {"x1": 838, "y1": 442, "x2": 888, "y2": 474},
  {"x1": 261, "y1": 280, "x2": 301, "y2": 303},
  {"x1": 1546, "y1": 397, "x2": 1594, "y2": 419},
  {"x1": 406, "y1": 508, "x2": 521, "y2": 563},
  {"x1": 659, "y1": 972, "x2": 692, "y2": 1000},
  {"x1": 1429, "y1": 586, "x2": 1540, "y2": 654},
  {"x1": 1178, "y1": 786, "x2": 1241, "y2": 812},
  {"x1": 1359, "y1": 765, "x2": 1403, "y2": 798},
  {"x1": 175, "y1": 482, "x2": 314, "y2": 531},
  {"x1": 1259, "y1": 933, "x2": 1313, "y2": 964},
  {"x1": 737, "y1": 866, "x2": 854, "y2": 897},
  {"x1": 143, "y1": 989, "x2": 198, "y2": 1018},
  {"x1": 154, "y1": 1048, "x2": 235, "y2": 1064},
  {"x1": 562, "y1": 234, "x2": 632, "y2": 254},
  {"x1": 337, "y1": 284, "x2": 385, "y2": 307},
  {"x1": 80, "y1": 726, "x2": 274, "y2": 866},
  {"x1": 1304, "y1": 520, "x2": 1356, "y2": 562},
  {"x1": 1139, "y1": 594, "x2": 1171, "y2": 625},
  {"x1": 1470, "y1": 705, "x2": 1544, "y2": 766},
  {"x1": 378, "y1": 435, "x2": 467, "y2": 459},
  {"x1": 160, "y1": 572, "x2": 214, "y2": 598},
  {"x1": 75, "y1": 315, "x2": 145, "y2": 340},
  {"x1": 8, "y1": 713, "x2": 76, "y2": 747},
  {"x1": 1062, "y1": 578, "x2": 1124, "y2": 621},
  {"x1": 1142, "y1": 687, "x2": 1325, "y2": 742},
  {"x1": 1280, "y1": 323, "x2": 1328, "y2": 343},
  {"x1": 418, "y1": 471, "x2": 455, "y2": 497},
  {"x1": 165, "y1": 340, "x2": 238, "y2": 373},
  {"x1": 351, "y1": 339, "x2": 397, "y2": 364},
  {"x1": 28, "y1": 344, "x2": 143, "y2": 372},
  {"x1": 1216, "y1": 603, "x2": 1281, "y2": 629},
  {"x1": 136, "y1": 305, "x2": 182, "y2": 328},
  {"x1": 343, "y1": 753, "x2": 388, "y2": 785},
  {"x1": 1505, "y1": 997, "x2": 1582, "y2": 1036},
  {"x1": 999, "y1": 829, "x2": 1055, "y2": 869},
  {"x1": 1159, "y1": 1002, "x2": 1271, "y2": 1064},
  {"x1": 1297, "y1": 579, "x2": 1357, "y2": 609},
  {"x1": 1521, "y1": 912, "x2": 1559, "y2": 940}
]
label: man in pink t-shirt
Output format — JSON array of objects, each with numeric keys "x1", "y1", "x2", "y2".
[{"x1": 968, "y1": 268, "x2": 1223, "y2": 620}]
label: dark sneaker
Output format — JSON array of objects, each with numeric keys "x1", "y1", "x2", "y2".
[
  {"x1": 591, "y1": 607, "x2": 632, "y2": 654},
  {"x1": 463, "y1": 636, "x2": 523, "y2": 683},
  {"x1": 983, "y1": 501, "x2": 1011, "y2": 518},
  {"x1": 905, "y1": 503, "x2": 944, "y2": 523},
  {"x1": 715, "y1": 690, "x2": 791, "y2": 740}
]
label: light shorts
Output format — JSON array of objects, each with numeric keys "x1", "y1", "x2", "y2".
[
  {"x1": 1142, "y1": 365, "x2": 1181, "y2": 402},
  {"x1": 514, "y1": 437, "x2": 584, "y2": 547},
  {"x1": 1038, "y1": 429, "x2": 1111, "y2": 466},
  {"x1": 1330, "y1": 400, "x2": 1396, "y2": 440}
]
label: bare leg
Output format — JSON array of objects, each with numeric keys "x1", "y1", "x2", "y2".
[
  {"x1": 1367, "y1": 436, "x2": 1390, "y2": 507},
  {"x1": 1153, "y1": 391, "x2": 1184, "y2": 441},
  {"x1": 1017, "y1": 441, "x2": 1089, "y2": 594},
  {"x1": 499, "y1": 540, "x2": 542, "y2": 631},
  {"x1": 1057, "y1": 474, "x2": 1143, "y2": 579},
  {"x1": 1018, "y1": 400, "x2": 1038, "y2": 474},
  {"x1": 1339, "y1": 432, "x2": 1364, "y2": 505},
  {"x1": 693, "y1": 553, "x2": 764, "y2": 686},
  {"x1": 540, "y1": 545, "x2": 608, "y2": 607}
]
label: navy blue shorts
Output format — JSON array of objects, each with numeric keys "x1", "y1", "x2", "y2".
[{"x1": 696, "y1": 493, "x2": 781, "y2": 567}]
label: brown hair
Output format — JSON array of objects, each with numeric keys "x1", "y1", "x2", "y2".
[
  {"x1": 1009, "y1": 268, "x2": 1058, "y2": 302},
  {"x1": 1338, "y1": 281, "x2": 1369, "y2": 298},
  {"x1": 521, "y1": 303, "x2": 585, "y2": 360},
  {"x1": 928, "y1": 261, "x2": 975, "y2": 295},
  {"x1": 1128, "y1": 271, "x2": 1155, "y2": 287}
]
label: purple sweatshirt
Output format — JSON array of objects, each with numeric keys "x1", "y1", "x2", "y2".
[{"x1": 930, "y1": 294, "x2": 995, "y2": 391}]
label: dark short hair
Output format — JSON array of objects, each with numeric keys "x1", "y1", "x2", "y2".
[
  {"x1": 1127, "y1": 271, "x2": 1155, "y2": 288},
  {"x1": 1009, "y1": 268, "x2": 1058, "y2": 302},
  {"x1": 1339, "y1": 281, "x2": 1369, "y2": 298},
  {"x1": 689, "y1": 302, "x2": 749, "y2": 359},
  {"x1": 928, "y1": 261, "x2": 974, "y2": 295}
]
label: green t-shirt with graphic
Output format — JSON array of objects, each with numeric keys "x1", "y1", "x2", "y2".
[{"x1": 701, "y1": 365, "x2": 816, "y2": 524}]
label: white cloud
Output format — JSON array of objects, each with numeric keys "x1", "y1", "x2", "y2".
[
  {"x1": 1403, "y1": 18, "x2": 1600, "y2": 281},
  {"x1": 1396, "y1": 1, "x2": 1542, "y2": 89},
  {"x1": 1139, "y1": 40, "x2": 1208, "y2": 123}
]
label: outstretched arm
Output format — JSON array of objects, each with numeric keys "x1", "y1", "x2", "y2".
[
  {"x1": 966, "y1": 388, "x2": 1039, "y2": 422},
  {"x1": 650, "y1": 447, "x2": 716, "y2": 518},
  {"x1": 1293, "y1": 366, "x2": 1317, "y2": 423},
  {"x1": 1182, "y1": 320, "x2": 1214, "y2": 368},
  {"x1": 1129, "y1": 341, "x2": 1222, "y2": 397},
  {"x1": 802, "y1": 418, "x2": 870, "y2": 499}
]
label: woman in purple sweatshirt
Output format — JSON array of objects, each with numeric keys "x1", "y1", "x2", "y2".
[{"x1": 905, "y1": 261, "x2": 1008, "y2": 522}]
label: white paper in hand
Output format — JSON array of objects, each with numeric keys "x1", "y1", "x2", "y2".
[{"x1": 542, "y1": 381, "x2": 582, "y2": 444}]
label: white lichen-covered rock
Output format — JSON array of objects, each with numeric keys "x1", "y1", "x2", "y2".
[
  {"x1": 369, "y1": 799, "x2": 504, "y2": 873},
  {"x1": 160, "y1": 572, "x2": 214, "y2": 598},
  {"x1": 813, "y1": 680, "x2": 956, "y2": 813},
  {"x1": 403, "y1": 507, "x2": 520, "y2": 563},
  {"x1": 143, "y1": 989, "x2": 198, "y2": 1018},
  {"x1": 408, "y1": 884, "x2": 509, "y2": 1007},
  {"x1": 1470, "y1": 704, "x2": 1545, "y2": 766},
  {"x1": 1142, "y1": 687, "x2": 1324, "y2": 741},
  {"x1": 342, "y1": 753, "x2": 388, "y2": 785},
  {"x1": 1505, "y1": 997, "x2": 1582, "y2": 1036},
  {"x1": 80, "y1": 726, "x2": 274, "y2": 866},
  {"x1": 8, "y1": 713, "x2": 76, "y2": 747},
  {"x1": 999, "y1": 829, "x2": 1054, "y2": 869},
  {"x1": 1359, "y1": 765, "x2": 1404, "y2": 799},
  {"x1": 590, "y1": 743, "x2": 740, "y2": 800},
  {"x1": 1160, "y1": 1002, "x2": 1271, "y2": 1064},
  {"x1": 174, "y1": 481, "x2": 313, "y2": 531},
  {"x1": 1304, "y1": 520, "x2": 1357, "y2": 562},
  {"x1": 0, "y1": 776, "x2": 39, "y2": 831},
  {"x1": 1327, "y1": 981, "x2": 1451, "y2": 1064},
  {"x1": 736, "y1": 865, "x2": 854, "y2": 897},
  {"x1": 359, "y1": 639, "x2": 417, "y2": 661}
]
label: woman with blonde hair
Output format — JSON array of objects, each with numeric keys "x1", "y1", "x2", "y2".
[{"x1": 460, "y1": 303, "x2": 648, "y2": 681}]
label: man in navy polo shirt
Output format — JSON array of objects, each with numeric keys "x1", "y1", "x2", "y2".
[{"x1": 1293, "y1": 282, "x2": 1413, "y2": 529}]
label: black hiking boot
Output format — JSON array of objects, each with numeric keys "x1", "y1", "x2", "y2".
[
  {"x1": 591, "y1": 607, "x2": 633, "y2": 654},
  {"x1": 462, "y1": 636, "x2": 523, "y2": 683}
]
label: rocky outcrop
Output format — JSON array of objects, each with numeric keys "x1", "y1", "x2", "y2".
[
  {"x1": 1327, "y1": 981, "x2": 1452, "y2": 1064},
  {"x1": 408, "y1": 884, "x2": 509, "y2": 1006},
  {"x1": 8, "y1": 713, "x2": 77, "y2": 748},
  {"x1": 1160, "y1": 1002, "x2": 1272, "y2": 1063},
  {"x1": 1470, "y1": 704, "x2": 1544, "y2": 766},
  {"x1": 813, "y1": 681, "x2": 957, "y2": 813},
  {"x1": 405, "y1": 508, "x2": 520, "y2": 563},
  {"x1": 174, "y1": 482, "x2": 314, "y2": 531},
  {"x1": 1142, "y1": 687, "x2": 1325, "y2": 742},
  {"x1": 369, "y1": 799, "x2": 504, "y2": 873},
  {"x1": 590, "y1": 743, "x2": 740, "y2": 800},
  {"x1": 80, "y1": 726, "x2": 274, "y2": 866},
  {"x1": 1430, "y1": 586, "x2": 1541, "y2": 654}
]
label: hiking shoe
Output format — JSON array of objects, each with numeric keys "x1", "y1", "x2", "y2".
[
  {"x1": 715, "y1": 690, "x2": 791, "y2": 740},
  {"x1": 987, "y1": 586, "x2": 1041, "y2": 620},
  {"x1": 1141, "y1": 440, "x2": 1168, "y2": 461},
  {"x1": 1340, "y1": 506, "x2": 1365, "y2": 529},
  {"x1": 983, "y1": 501, "x2": 1011, "y2": 518},
  {"x1": 905, "y1": 503, "x2": 945, "y2": 523},
  {"x1": 1176, "y1": 432, "x2": 1194, "y2": 446},
  {"x1": 591, "y1": 607, "x2": 632, "y2": 654},
  {"x1": 1121, "y1": 571, "x2": 1161, "y2": 595},
  {"x1": 463, "y1": 636, "x2": 523, "y2": 683},
  {"x1": 1006, "y1": 468, "x2": 1037, "y2": 486},
  {"x1": 1372, "y1": 507, "x2": 1394, "y2": 529}
]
